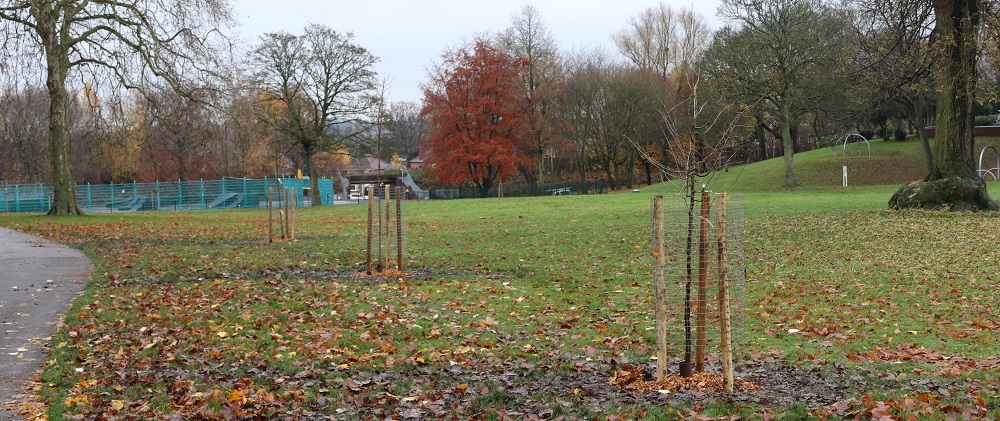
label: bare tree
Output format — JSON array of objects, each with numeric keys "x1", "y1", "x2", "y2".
[
  {"x1": 614, "y1": 4, "x2": 712, "y2": 77},
  {"x1": 139, "y1": 84, "x2": 218, "y2": 181},
  {"x1": 79, "y1": 86, "x2": 143, "y2": 183},
  {"x1": 563, "y1": 48, "x2": 611, "y2": 184},
  {"x1": 846, "y1": 0, "x2": 936, "y2": 173},
  {"x1": 614, "y1": 3, "x2": 676, "y2": 79},
  {"x1": 0, "y1": 84, "x2": 50, "y2": 183},
  {"x1": 714, "y1": 0, "x2": 844, "y2": 187},
  {"x1": 498, "y1": 4, "x2": 564, "y2": 193},
  {"x1": 251, "y1": 24, "x2": 378, "y2": 206},
  {"x1": 0, "y1": 0, "x2": 233, "y2": 215},
  {"x1": 564, "y1": 59, "x2": 662, "y2": 190},
  {"x1": 217, "y1": 88, "x2": 278, "y2": 179},
  {"x1": 384, "y1": 101, "x2": 429, "y2": 161}
]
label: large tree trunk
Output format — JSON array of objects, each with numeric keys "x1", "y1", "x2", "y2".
[
  {"x1": 781, "y1": 106, "x2": 797, "y2": 187},
  {"x1": 604, "y1": 161, "x2": 616, "y2": 190},
  {"x1": 301, "y1": 141, "x2": 323, "y2": 206},
  {"x1": 928, "y1": 0, "x2": 977, "y2": 180},
  {"x1": 45, "y1": 43, "x2": 82, "y2": 215},
  {"x1": 889, "y1": 0, "x2": 997, "y2": 211}
]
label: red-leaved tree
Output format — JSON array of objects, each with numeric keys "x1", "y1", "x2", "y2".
[{"x1": 421, "y1": 40, "x2": 530, "y2": 198}]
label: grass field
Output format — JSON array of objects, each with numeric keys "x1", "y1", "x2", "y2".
[{"x1": 3, "y1": 139, "x2": 1000, "y2": 420}]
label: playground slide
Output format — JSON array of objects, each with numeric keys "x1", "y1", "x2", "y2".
[
  {"x1": 400, "y1": 166, "x2": 427, "y2": 200},
  {"x1": 207, "y1": 192, "x2": 243, "y2": 209},
  {"x1": 106, "y1": 195, "x2": 149, "y2": 212}
]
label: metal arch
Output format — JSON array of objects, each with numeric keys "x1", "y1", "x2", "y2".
[
  {"x1": 978, "y1": 145, "x2": 1000, "y2": 181},
  {"x1": 834, "y1": 134, "x2": 870, "y2": 158}
]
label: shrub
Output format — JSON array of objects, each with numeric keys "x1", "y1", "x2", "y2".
[
  {"x1": 974, "y1": 114, "x2": 999, "y2": 126},
  {"x1": 877, "y1": 127, "x2": 890, "y2": 140},
  {"x1": 893, "y1": 127, "x2": 908, "y2": 141},
  {"x1": 859, "y1": 129, "x2": 875, "y2": 140}
]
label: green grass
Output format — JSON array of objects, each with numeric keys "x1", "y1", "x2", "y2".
[{"x1": 3, "y1": 139, "x2": 1000, "y2": 419}]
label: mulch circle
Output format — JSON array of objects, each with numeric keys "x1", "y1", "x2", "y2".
[{"x1": 610, "y1": 364, "x2": 761, "y2": 394}]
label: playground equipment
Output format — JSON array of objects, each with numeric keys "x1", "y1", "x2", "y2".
[
  {"x1": 978, "y1": 145, "x2": 1000, "y2": 181},
  {"x1": 400, "y1": 166, "x2": 427, "y2": 200},
  {"x1": 834, "y1": 134, "x2": 870, "y2": 158}
]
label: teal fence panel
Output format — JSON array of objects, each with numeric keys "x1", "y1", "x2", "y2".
[{"x1": 3, "y1": 177, "x2": 341, "y2": 214}]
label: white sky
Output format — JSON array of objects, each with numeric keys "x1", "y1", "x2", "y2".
[{"x1": 233, "y1": 0, "x2": 724, "y2": 104}]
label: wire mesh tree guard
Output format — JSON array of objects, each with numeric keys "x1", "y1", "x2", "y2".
[
  {"x1": 366, "y1": 185, "x2": 406, "y2": 275},
  {"x1": 268, "y1": 186, "x2": 297, "y2": 242},
  {"x1": 651, "y1": 192, "x2": 746, "y2": 391}
]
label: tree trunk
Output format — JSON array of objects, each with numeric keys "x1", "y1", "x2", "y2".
[
  {"x1": 299, "y1": 140, "x2": 323, "y2": 206},
  {"x1": 756, "y1": 122, "x2": 768, "y2": 161},
  {"x1": 927, "y1": 0, "x2": 978, "y2": 180},
  {"x1": 889, "y1": 0, "x2": 997, "y2": 211},
  {"x1": 604, "y1": 161, "x2": 616, "y2": 190},
  {"x1": 45, "y1": 43, "x2": 82, "y2": 215},
  {"x1": 781, "y1": 106, "x2": 797, "y2": 187},
  {"x1": 477, "y1": 178, "x2": 492, "y2": 198},
  {"x1": 536, "y1": 130, "x2": 546, "y2": 190}
]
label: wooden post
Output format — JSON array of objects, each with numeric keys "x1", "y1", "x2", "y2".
[
  {"x1": 716, "y1": 192, "x2": 734, "y2": 392},
  {"x1": 366, "y1": 187, "x2": 374, "y2": 274},
  {"x1": 267, "y1": 187, "x2": 273, "y2": 243},
  {"x1": 284, "y1": 187, "x2": 292, "y2": 239},
  {"x1": 290, "y1": 187, "x2": 296, "y2": 240},
  {"x1": 396, "y1": 186, "x2": 404, "y2": 272},
  {"x1": 383, "y1": 186, "x2": 391, "y2": 270},
  {"x1": 651, "y1": 196, "x2": 668, "y2": 381},
  {"x1": 696, "y1": 189, "x2": 710, "y2": 372}
]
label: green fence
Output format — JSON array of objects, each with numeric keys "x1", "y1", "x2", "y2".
[
  {"x1": 0, "y1": 184, "x2": 51, "y2": 213},
  {"x1": 1, "y1": 178, "x2": 335, "y2": 214},
  {"x1": 428, "y1": 181, "x2": 609, "y2": 200}
]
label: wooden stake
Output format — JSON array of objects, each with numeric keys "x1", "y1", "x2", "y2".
[
  {"x1": 651, "y1": 195, "x2": 668, "y2": 380},
  {"x1": 290, "y1": 187, "x2": 296, "y2": 240},
  {"x1": 716, "y1": 192, "x2": 734, "y2": 392},
  {"x1": 267, "y1": 187, "x2": 273, "y2": 243},
  {"x1": 396, "y1": 187, "x2": 404, "y2": 272},
  {"x1": 385, "y1": 186, "x2": 392, "y2": 270},
  {"x1": 366, "y1": 187, "x2": 374, "y2": 274},
  {"x1": 696, "y1": 189, "x2": 710, "y2": 372},
  {"x1": 284, "y1": 187, "x2": 291, "y2": 239}
]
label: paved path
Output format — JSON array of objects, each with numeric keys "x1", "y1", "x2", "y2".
[{"x1": 0, "y1": 227, "x2": 91, "y2": 420}]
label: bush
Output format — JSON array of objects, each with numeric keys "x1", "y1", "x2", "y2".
[
  {"x1": 974, "y1": 114, "x2": 1000, "y2": 126},
  {"x1": 877, "y1": 127, "x2": 890, "y2": 140},
  {"x1": 893, "y1": 127, "x2": 908, "y2": 141},
  {"x1": 859, "y1": 129, "x2": 875, "y2": 140}
]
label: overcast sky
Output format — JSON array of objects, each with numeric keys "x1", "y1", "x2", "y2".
[{"x1": 233, "y1": 0, "x2": 724, "y2": 104}]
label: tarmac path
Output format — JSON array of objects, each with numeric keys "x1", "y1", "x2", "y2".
[{"x1": 0, "y1": 227, "x2": 91, "y2": 420}]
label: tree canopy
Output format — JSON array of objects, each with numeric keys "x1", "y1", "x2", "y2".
[
  {"x1": 251, "y1": 24, "x2": 378, "y2": 206},
  {"x1": 421, "y1": 40, "x2": 531, "y2": 198}
]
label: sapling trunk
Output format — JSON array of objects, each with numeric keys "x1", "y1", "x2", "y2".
[
  {"x1": 696, "y1": 189, "x2": 710, "y2": 372},
  {"x1": 682, "y1": 177, "x2": 695, "y2": 377}
]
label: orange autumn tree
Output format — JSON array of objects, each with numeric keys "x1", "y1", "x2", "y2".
[{"x1": 421, "y1": 40, "x2": 531, "y2": 198}]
